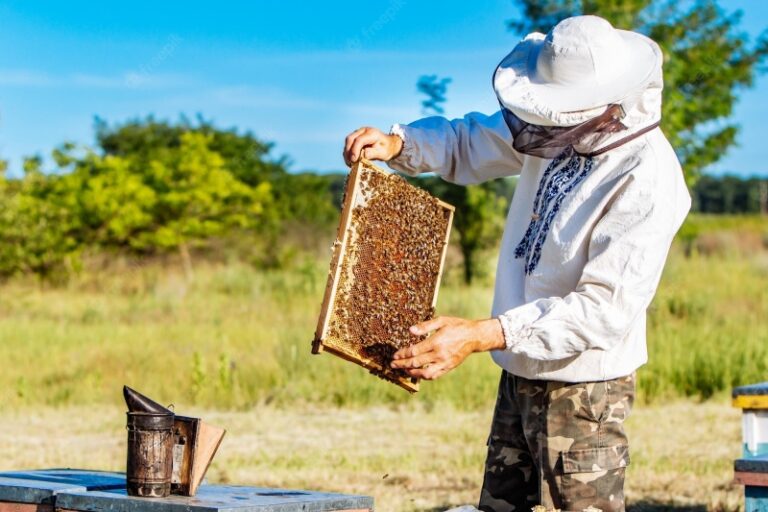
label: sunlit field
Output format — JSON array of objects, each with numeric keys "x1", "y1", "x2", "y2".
[
  {"x1": 0, "y1": 402, "x2": 744, "y2": 511},
  {"x1": 0, "y1": 215, "x2": 765, "y2": 410},
  {"x1": 0, "y1": 214, "x2": 766, "y2": 510}
]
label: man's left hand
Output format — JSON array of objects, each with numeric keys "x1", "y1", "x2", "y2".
[{"x1": 390, "y1": 317, "x2": 505, "y2": 380}]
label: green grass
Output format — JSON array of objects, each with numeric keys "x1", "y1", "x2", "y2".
[{"x1": 0, "y1": 214, "x2": 766, "y2": 410}]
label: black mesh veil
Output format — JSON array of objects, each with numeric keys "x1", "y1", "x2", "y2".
[{"x1": 501, "y1": 103, "x2": 628, "y2": 158}]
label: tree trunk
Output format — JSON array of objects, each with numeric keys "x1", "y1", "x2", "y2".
[
  {"x1": 462, "y1": 245, "x2": 474, "y2": 285},
  {"x1": 179, "y1": 241, "x2": 194, "y2": 282}
]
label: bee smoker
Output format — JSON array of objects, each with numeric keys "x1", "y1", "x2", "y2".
[
  {"x1": 123, "y1": 385, "x2": 226, "y2": 498},
  {"x1": 125, "y1": 387, "x2": 175, "y2": 497}
]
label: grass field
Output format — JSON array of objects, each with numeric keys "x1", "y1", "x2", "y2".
[
  {"x1": 0, "y1": 215, "x2": 765, "y2": 409},
  {"x1": 0, "y1": 214, "x2": 765, "y2": 510},
  {"x1": 0, "y1": 400, "x2": 744, "y2": 511}
]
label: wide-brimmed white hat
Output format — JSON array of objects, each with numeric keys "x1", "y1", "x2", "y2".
[{"x1": 493, "y1": 15, "x2": 662, "y2": 127}]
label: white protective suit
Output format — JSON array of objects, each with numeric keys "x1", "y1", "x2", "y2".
[{"x1": 387, "y1": 70, "x2": 691, "y2": 382}]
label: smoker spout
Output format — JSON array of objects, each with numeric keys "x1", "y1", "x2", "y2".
[{"x1": 123, "y1": 385, "x2": 172, "y2": 413}]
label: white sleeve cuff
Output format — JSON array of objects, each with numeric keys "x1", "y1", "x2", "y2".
[
  {"x1": 387, "y1": 124, "x2": 420, "y2": 176},
  {"x1": 497, "y1": 302, "x2": 545, "y2": 352},
  {"x1": 498, "y1": 313, "x2": 526, "y2": 351}
]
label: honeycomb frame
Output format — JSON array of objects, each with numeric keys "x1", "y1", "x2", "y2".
[{"x1": 312, "y1": 159, "x2": 454, "y2": 392}]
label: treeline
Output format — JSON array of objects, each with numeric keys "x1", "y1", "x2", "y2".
[
  {"x1": 0, "y1": 117, "x2": 518, "y2": 284},
  {"x1": 691, "y1": 175, "x2": 768, "y2": 214},
  {"x1": 0, "y1": 117, "x2": 763, "y2": 283},
  {"x1": 0, "y1": 117, "x2": 343, "y2": 281}
]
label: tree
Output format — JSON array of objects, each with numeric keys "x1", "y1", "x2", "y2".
[
  {"x1": 415, "y1": 176, "x2": 508, "y2": 284},
  {"x1": 94, "y1": 115, "x2": 286, "y2": 187},
  {"x1": 94, "y1": 116, "x2": 338, "y2": 228},
  {"x1": 417, "y1": 75, "x2": 452, "y2": 115},
  {"x1": 0, "y1": 116, "x2": 341, "y2": 281},
  {"x1": 691, "y1": 174, "x2": 768, "y2": 213},
  {"x1": 57, "y1": 132, "x2": 272, "y2": 278},
  {"x1": 0, "y1": 166, "x2": 80, "y2": 281},
  {"x1": 414, "y1": 74, "x2": 511, "y2": 284},
  {"x1": 508, "y1": 0, "x2": 768, "y2": 183}
]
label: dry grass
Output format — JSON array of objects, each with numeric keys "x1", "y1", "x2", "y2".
[{"x1": 0, "y1": 400, "x2": 744, "y2": 511}]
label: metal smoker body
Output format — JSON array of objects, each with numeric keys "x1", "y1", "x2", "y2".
[
  {"x1": 126, "y1": 411, "x2": 175, "y2": 497},
  {"x1": 123, "y1": 386, "x2": 226, "y2": 498}
]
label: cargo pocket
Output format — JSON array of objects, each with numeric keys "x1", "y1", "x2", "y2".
[{"x1": 558, "y1": 445, "x2": 629, "y2": 512}]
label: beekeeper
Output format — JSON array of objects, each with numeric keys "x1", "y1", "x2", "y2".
[{"x1": 343, "y1": 14, "x2": 690, "y2": 512}]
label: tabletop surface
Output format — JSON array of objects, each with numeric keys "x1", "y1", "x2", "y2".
[
  {"x1": 56, "y1": 485, "x2": 374, "y2": 512},
  {"x1": 0, "y1": 469, "x2": 125, "y2": 504},
  {"x1": 733, "y1": 382, "x2": 768, "y2": 397},
  {"x1": 735, "y1": 455, "x2": 768, "y2": 474}
]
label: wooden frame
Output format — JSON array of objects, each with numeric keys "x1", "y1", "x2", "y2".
[{"x1": 312, "y1": 159, "x2": 454, "y2": 392}]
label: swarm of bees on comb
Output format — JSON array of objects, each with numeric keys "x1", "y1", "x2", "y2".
[{"x1": 312, "y1": 160, "x2": 454, "y2": 392}]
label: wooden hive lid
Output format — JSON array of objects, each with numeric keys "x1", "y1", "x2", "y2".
[{"x1": 733, "y1": 382, "x2": 768, "y2": 409}]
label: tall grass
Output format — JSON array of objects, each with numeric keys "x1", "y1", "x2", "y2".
[{"x1": 0, "y1": 215, "x2": 766, "y2": 410}]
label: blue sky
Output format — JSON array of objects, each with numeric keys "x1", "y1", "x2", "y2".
[{"x1": 0, "y1": 0, "x2": 766, "y2": 177}]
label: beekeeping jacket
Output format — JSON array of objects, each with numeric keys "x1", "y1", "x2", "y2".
[{"x1": 387, "y1": 57, "x2": 691, "y2": 382}]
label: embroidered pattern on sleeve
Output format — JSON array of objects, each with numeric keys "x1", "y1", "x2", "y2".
[{"x1": 514, "y1": 148, "x2": 595, "y2": 274}]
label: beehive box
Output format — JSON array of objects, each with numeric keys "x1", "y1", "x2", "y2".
[
  {"x1": 312, "y1": 160, "x2": 454, "y2": 392},
  {"x1": 55, "y1": 485, "x2": 374, "y2": 512},
  {"x1": 0, "y1": 469, "x2": 124, "y2": 511},
  {"x1": 733, "y1": 382, "x2": 768, "y2": 457}
]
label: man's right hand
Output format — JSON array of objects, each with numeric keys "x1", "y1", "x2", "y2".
[{"x1": 343, "y1": 127, "x2": 403, "y2": 167}]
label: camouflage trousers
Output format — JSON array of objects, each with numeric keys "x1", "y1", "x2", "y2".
[{"x1": 479, "y1": 371, "x2": 635, "y2": 512}]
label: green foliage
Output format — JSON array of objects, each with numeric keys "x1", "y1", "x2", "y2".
[
  {"x1": 86, "y1": 119, "x2": 278, "y2": 250},
  {"x1": 67, "y1": 152, "x2": 158, "y2": 247},
  {"x1": 272, "y1": 172, "x2": 345, "y2": 226},
  {"x1": 414, "y1": 177, "x2": 510, "y2": 284},
  {"x1": 509, "y1": 0, "x2": 768, "y2": 182},
  {"x1": 692, "y1": 174, "x2": 768, "y2": 213},
  {"x1": 413, "y1": 72, "x2": 514, "y2": 284},
  {"x1": 0, "y1": 118, "x2": 317, "y2": 280},
  {"x1": 51, "y1": 131, "x2": 274, "y2": 279},
  {"x1": 453, "y1": 185, "x2": 508, "y2": 284},
  {"x1": 95, "y1": 115, "x2": 287, "y2": 187},
  {"x1": 417, "y1": 75, "x2": 452, "y2": 115},
  {"x1": 0, "y1": 168, "x2": 80, "y2": 281},
  {"x1": 91, "y1": 116, "x2": 341, "y2": 255}
]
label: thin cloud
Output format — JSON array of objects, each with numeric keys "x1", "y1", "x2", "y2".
[
  {"x1": 0, "y1": 69, "x2": 192, "y2": 89},
  {"x1": 0, "y1": 69, "x2": 52, "y2": 86}
]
